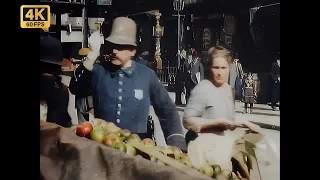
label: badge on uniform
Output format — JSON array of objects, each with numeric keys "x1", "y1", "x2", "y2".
[{"x1": 134, "y1": 89, "x2": 144, "y2": 100}]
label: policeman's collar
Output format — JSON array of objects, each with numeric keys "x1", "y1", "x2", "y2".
[
  {"x1": 119, "y1": 60, "x2": 135, "y2": 77},
  {"x1": 106, "y1": 60, "x2": 136, "y2": 77}
]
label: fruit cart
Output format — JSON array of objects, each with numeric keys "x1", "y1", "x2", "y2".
[{"x1": 40, "y1": 120, "x2": 262, "y2": 180}]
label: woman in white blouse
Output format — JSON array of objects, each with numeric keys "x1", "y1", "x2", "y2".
[{"x1": 183, "y1": 46, "x2": 260, "y2": 144}]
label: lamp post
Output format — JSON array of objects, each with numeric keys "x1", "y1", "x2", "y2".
[
  {"x1": 173, "y1": 0, "x2": 184, "y2": 69},
  {"x1": 153, "y1": 11, "x2": 164, "y2": 71}
]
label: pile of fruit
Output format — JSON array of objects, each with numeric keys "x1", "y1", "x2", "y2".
[
  {"x1": 75, "y1": 120, "x2": 139, "y2": 156},
  {"x1": 74, "y1": 119, "x2": 244, "y2": 180}
]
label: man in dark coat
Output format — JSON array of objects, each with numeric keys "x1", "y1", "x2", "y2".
[
  {"x1": 190, "y1": 52, "x2": 204, "y2": 86},
  {"x1": 270, "y1": 59, "x2": 280, "y2": 110},
  {"x1": 40, "y1": 29, "x2": 71, "y2": 127},
  {"x1": 69, "y1": 17, "x2": 187, "y2": 151},
  {"x1": 184, "y1": 50, "x2": 204, "y2": 101}
]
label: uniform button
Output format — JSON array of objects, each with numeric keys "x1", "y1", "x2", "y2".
[
  {"x1": 119, "y1": 81, "x2": 123, "y2": 85},
  {"x1": 119, "y1": 73, "x2": 123, "y2": 77},
  {"x1": 117, "y1": 104, "x2": 121, "y2": 108},
  {"x1": 118, "y1": 96, "x2": 122, "y2": 100},
  {"x1": 117, "y1": 111, "x2": 120, "y2": 115},
  {"x1": 116, "y1": 119, "x2": 120, "y2": 123},
  {"x1": 118, "y1": 89, "x2": 122, "y2": 92},
  {"x1": 132, "y1": 116, "x2": 134, "y2": 118}
]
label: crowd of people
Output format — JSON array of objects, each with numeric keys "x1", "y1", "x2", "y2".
[
  {"x1": 176, "y1": 46, "x2": 280, "y2": 114},
  {"x1": 40, "y1": 16, "x2": 278, "y2": 149}
]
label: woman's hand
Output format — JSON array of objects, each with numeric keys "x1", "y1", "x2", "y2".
[
  {"x1": 199, "y1": 118, "x2": 236, "y2": 133},
  {"x1": 234, "y1": 120, "x2": 263, "y2": 134}
]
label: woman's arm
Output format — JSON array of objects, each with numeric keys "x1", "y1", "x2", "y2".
[{"x1": 183, "y1": 116, "x2": 233, "y2": 132}]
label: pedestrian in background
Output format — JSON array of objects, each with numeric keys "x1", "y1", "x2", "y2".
[
  {"x1": 229, "y1": 57, "x2": 244, "y2": 101},
  {"x1": 270, "y1": 58, "x2": 280, "y2": 110},
  {"x1": 243, "y1": 72, "x2": 256, "y2": 114}
]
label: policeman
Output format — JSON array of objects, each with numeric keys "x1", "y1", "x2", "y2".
[{"x1": 69, "y1": 17, "x2": 187, "y2": 151}]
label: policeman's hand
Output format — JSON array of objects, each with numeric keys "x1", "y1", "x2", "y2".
[
  {"x1": 166, "y1": 135, "x2": 187, "y2": 153},
  {"x1": 84, "y1": 31, "x2": 101, "y2": 71},
  {"x1": 88, "y1": 31, "x2": 101, "y2": 53}
]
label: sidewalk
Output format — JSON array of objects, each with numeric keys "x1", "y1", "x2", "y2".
[
  {"x1": 234, "y1": 102, "x2": 280, "y2": 126},
  {"x1": 176, "y1": 101, "x2": 280, "y2": 127}
]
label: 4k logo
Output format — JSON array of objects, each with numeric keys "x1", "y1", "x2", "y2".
[{"x1": 20, "y1": 5, "x2": 50, "y2": 28}]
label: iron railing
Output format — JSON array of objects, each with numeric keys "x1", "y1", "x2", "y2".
[{"x1": 156, "y1": 67, "x2": 178, "y2": 88}]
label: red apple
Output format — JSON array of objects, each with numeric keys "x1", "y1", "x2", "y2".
[{"x1": 76, "y1": 123, "x2": 93, "y2": 137}]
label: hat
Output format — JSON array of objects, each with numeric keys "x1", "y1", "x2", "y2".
[
  {"x1": 105, "y1": 17, "x2": 137, "y2": 46},
  {"x1": 187, "y1": 49, "x2": 193, "y2": 56},
  {"x1": 40, "y1": 29, "x2": 63, "y2": 65}
]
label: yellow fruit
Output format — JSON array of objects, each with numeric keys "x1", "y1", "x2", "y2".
[
  {"x1": 142, "y1": 138, "x2": 156, "y2": 147},
  {"x1": 211, "y1": 164, "x2": 222, "y2": 177},
  {"x1": 199, "y1": 165, "x2": 214, "y2": 177},
  {"x1": 215, "y1": 174, "x2": 228, "y2": 180},
  {"x1": 221, "y1": 169, "x2": 232, "y2": 179},
  {"x1": 126, "y1": 134, "x2": 141, "y2": 144},
  {"x1": 125, "y1": 143, "x2": 137, "y2": 156},
  {"x1": 115, "y1": 142, "x2": 127, "y2": 152},
  {"x1": 90, "y1": 128, "x2": 105, "y2": 143}
]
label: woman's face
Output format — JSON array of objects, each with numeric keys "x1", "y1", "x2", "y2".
[{"x1": 211, "y1": 57, "x2": 229, "y2": 87}]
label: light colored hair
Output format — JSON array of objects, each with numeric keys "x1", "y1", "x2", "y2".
[{"x1": 208, "y1": 46, "x2": 233, "y2": 64}]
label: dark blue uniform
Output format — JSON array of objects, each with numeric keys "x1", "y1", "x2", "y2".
[
  {"x1": 69, "y1": 61, "x2": 186, "y2": 151},
  {"x1": 135, "y1": 57, "x2": 148, "y2": 67}
]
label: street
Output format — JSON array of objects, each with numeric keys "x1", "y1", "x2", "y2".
[{"x1": 150, "y1": 101, "x2": 280, "y2": 180}]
